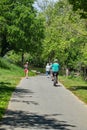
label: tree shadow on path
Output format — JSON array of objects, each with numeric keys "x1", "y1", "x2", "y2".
[
  {"x1": 0, "y1": 84, "x2": 35, "y2": 121},
  {"x1": 0, "y1": 110, "x2": 76, "y2": 130},
  {"x1": 13, "y1": 87, "x2": 34, "y2": 98}
]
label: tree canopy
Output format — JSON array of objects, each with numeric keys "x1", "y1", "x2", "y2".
[
  {"x1": 0, "y1": 0, "x2": 44, "y2": 57},
  {"x1": 40, "y1": 0, "x2": 87, "y2": 72}
]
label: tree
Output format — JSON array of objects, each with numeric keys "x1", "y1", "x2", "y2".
[
  {"x1": 41, "y1": 0, "x2": 87, "y2": 71},
  {"x1": 0, "y1": 0, "x2": 44, "y2": 59}
]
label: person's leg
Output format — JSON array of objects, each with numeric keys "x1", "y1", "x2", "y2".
[
  {"x1": 26, "y1": 70, "x2": 28, "y2": 78},
  {"x1": 56, "y1": 72, "x2": 59, "y2": 83},
  {"x1": 52, "y1": 72, "x2": 54, "y2": 81},
  {"x1": 24, "y1": 69, "x2": 27, "y2": 77},
  {"x1": 46, "y1": 71, "x2": 48, "y2": 76},
  {"x1": 48, "y1": 71, "x2": 50, "y2": 78}
]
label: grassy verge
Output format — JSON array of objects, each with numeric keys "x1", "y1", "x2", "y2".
[
  {"x1": 59, "y1": 75, "x2": 87, "y2": 104},
  {"x1": 0, "y1": 61, "x2": 35, "y2": 120}
]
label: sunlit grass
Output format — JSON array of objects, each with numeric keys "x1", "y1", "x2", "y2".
[
  {"x1": 0, "y1": 66, "x2": 23, "y2": 119},
  {"x1": 59, "y1": 75, "x2": 87, "y2": 104}
]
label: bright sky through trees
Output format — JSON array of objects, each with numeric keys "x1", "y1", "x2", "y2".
[{"x1": 33, "y1": 0, "x2": 58, "y2": 11}]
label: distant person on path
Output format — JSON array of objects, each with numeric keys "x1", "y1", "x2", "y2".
[
  {"x1": 46, "y1": 63, "x2": 50, "y2": 77},
  {"x1": 24, "y1": 61, "x2": 29, "y2": 79},
  {"x1": 51, "y1": 59, "x2": 60, "y2": 83}
]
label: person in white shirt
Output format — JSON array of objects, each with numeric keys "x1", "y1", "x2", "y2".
[{"x1": 46, "y1": 63, "x2": 50, "y2": 77}]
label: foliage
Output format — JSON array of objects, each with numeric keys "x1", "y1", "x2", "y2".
[
  {"x1": 41, "y1": 0, "x2": 87, "y2": 72},
  {"x1": 68, "y1": 0, "x2": 87, "y2": 18},
  {"x1": 81, "y1": 44, "x2": 87, "y2": 66},
  {"x1": 0, "y1": 0, "x2": 44, "y2": 57}
]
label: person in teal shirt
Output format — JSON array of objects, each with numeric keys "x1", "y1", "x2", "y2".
[{"x1": 51, "y1": 59, "x2": 60, "y2": 83}]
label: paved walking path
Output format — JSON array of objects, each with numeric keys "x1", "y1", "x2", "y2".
[{"x1": 0, "y1": 75, "x2": 87, "y2": 130}]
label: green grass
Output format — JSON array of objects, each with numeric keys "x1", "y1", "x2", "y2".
[
  {"x1": 0, "y1": 59, "x2": 35, "y2": 120},
  {"x1": 0, "y1": 68, "x2": 22, "y2": 119},
  {"x1": 59, "y1": 75, "x2": 87, "y2": 104}
]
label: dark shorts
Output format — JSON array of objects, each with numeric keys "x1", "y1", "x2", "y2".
[{"x1": 52, "y1": 72, "x2": 58, "y2": 76}]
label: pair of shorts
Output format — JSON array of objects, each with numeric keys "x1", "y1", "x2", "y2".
[
  {"x1": 24, "y1": 69, "x2": 28, "y2": 73},
  {"x1": 52, "y1": 72, "x2": 58, "y2": 76}
]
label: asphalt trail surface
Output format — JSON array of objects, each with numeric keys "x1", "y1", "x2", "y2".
[{"x1": 0, "y1": 75, "x2": 87, "y2": 130}]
